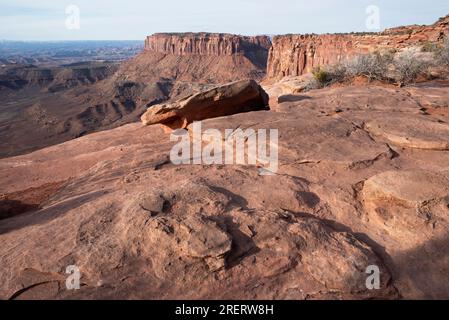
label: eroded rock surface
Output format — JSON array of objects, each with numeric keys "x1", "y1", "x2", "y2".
[
  {"x1": 365, "y1": 115, "x2": 449, "y2": 150},
  {"x1": 0, "y1": 161, "x2": 395, "y2": 300},
  {"x1": 1, "y1": 80, "x2": 449, "y2": 300}
]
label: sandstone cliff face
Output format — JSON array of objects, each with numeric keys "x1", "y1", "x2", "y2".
[
  {"x1": 267, "y1": 15, "x2": 449, "y2": 79},
  {"x1": 145, "y1": 33, "x2": 271, "y2": 57},
  {"x1": 112, "y1": 33, "x2": 271, "y2": 88}
]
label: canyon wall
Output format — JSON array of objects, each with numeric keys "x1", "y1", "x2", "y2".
[
  {"x1": 267, "y1": 15, "x2": 449, "y2": 79},
  {"x1": 144, "y1": 33, "x2": 271, "y2": 57}
]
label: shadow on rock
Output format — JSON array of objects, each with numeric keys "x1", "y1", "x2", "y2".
[
  {"x1": 392, "y1": 235, "x2": 449, "y2": 299},
  {"x1": 0, "y1": 190, "x2": 108, "y2": 235},
  {"x1": 0, "y1": 200, "x2": 39, "y2": 221},
  {"x1": 278, "y1": 94, "x2": 311, "y2": 103}
]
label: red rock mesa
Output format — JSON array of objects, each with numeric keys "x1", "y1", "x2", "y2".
[{"x1": 118, "y1": 33, "x2": 272, "y2": 84}]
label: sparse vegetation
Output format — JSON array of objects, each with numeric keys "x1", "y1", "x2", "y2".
[
  {"x1": 305, "y1": 64, "x2": 347, "y2": 90},
  {"x1": 303, "y1": 77, "x2": 322, "y2": 91},
  {"x1": 312, "y1": 67, "x2": 330, "y2": 86},
  {"x1": 326, "y1": 63, "x2": 347, "y2": 82},
  {"x1": 421, "y1": 41, "x2": 439, "y2": 53},
  {"x1": 304, "y1": 52, "x2": 393, "y2": 91},
  {"x1": 303, "y1": 46, "x2": 444, "y2": 91},
  {"x1": 344, "y1": 52, "x2": 393, "y2": 81},
  {"x1": 393, "y1": 49, "x2": 431, "y2": 84},
  {"x1": 436, "y1": 37, "x2": 449, "y2": 66}
]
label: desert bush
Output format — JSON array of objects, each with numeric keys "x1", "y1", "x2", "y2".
[
  {"x1": 302, "y1": 48, "x2": 438, "y2": 91},
  {"x1": 302, "y1": 77, "x2": 322, "y2": 91},
  {"x1": 303, "y1": 67, "x2": 334, "y2": 90},
  {"x1": 312, "y1": 67, "x2": 330, "y2": 86},
  {"x1": 436, "y1": 37, "x2": 449, "y2": 66},
  {"x1": 326, "y1": 63, "x2": 347, "y2": 82},
  {"x1": 303, "y1": 52, "x2": 393, "y2": 91},
  {"x1": 344, "y1": 52, "x2": 393, "y2": 81},
  {"x1": 421, "y1": 41, "x2": 439, "y2": 53},
  {"x1": 393, "y1": 49, "x2": 431, "y2": 84},
  {"x1": 309, "y1": 64, "x2": 347, "y2": 89}
]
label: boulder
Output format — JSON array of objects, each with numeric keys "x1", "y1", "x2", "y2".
[{"x1": 141, "y1": 79, "x2": 269, "y2": 129}]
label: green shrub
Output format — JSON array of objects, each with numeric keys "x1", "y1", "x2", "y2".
[
  {"x1": 310, "y1": 64, "x2": 348, "y2": 88},
  {"x1": 312, "y1": 67, "x2": 329, "y2": 85}
]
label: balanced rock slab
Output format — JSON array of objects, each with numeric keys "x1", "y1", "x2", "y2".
[{"x1": 141, "y1": 79, "x2": 269, "y2": 129}]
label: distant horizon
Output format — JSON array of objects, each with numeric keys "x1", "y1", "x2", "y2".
[
  {"x1": 1, "y1": 0, "x2": 448, "y2": 41},
  {"x1": 0, "y1": 39, "x2": 143, "y2": 42}
]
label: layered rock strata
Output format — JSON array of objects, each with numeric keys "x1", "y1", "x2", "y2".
[
  {"x1": 267, "y1": 15, "x2": 449, "y2": 79},
  {"x1": 145, "y1": 33, "x2": 271, "y2": 57}
]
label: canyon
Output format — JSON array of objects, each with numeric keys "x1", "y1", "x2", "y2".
[
  {"x1": 0, "y1": 33, "x2": 271, "y2": 157},
  {"x1": 3, "y1": 15, "x2": 449, "y2": 158},
  {"x1": 267, "y1": 15, "x2": 449, "y2": 78},
  {"x1": 1, "y1": 14, "x2": 449, "y2": 300}
]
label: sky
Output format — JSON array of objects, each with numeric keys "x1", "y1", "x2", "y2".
[{"x1": 0, "y1": 0, "x2": 448, "y2": 41}]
